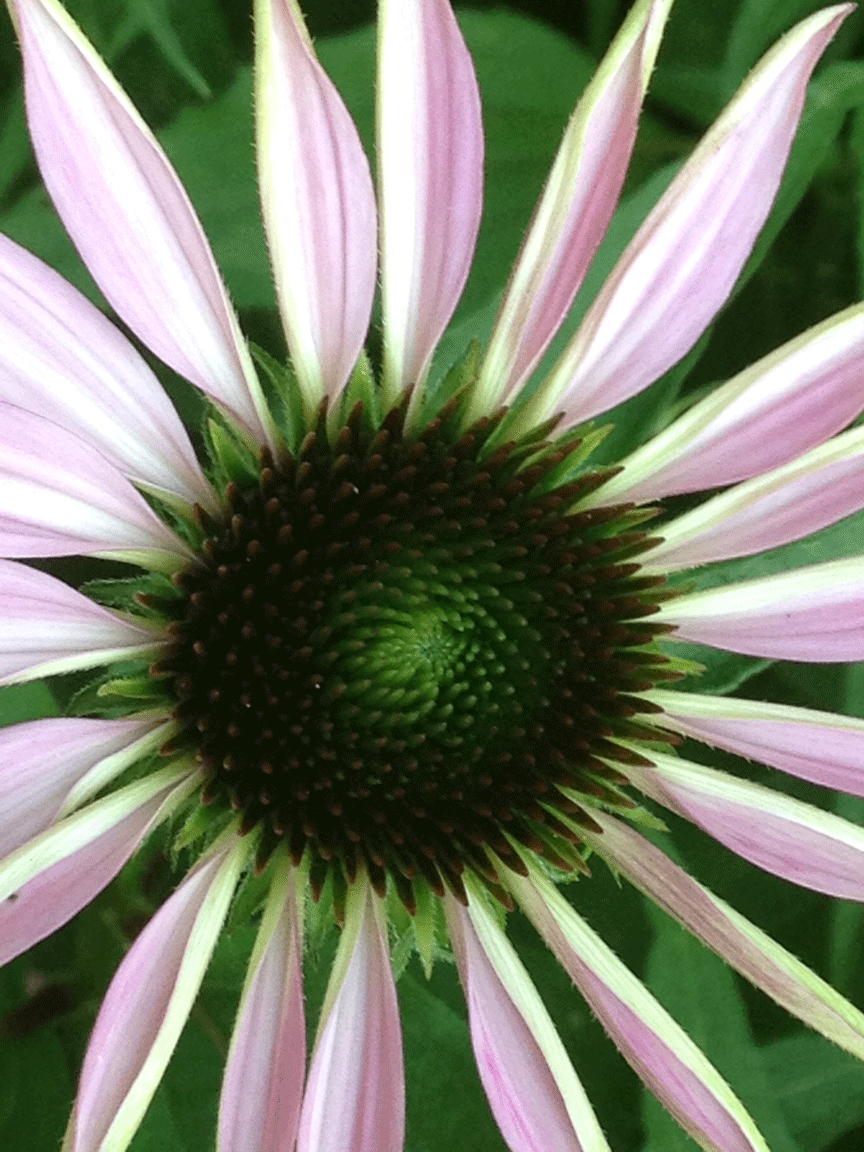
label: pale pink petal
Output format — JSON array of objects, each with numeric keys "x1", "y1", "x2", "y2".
[
  {"x1": 626, "y1": 750, "x2": 864, "y2": 899},
  {"x1": 509, "y1": 868, "x2": 769, "y2": 1152},
  {"x1": 657, "y1": 556, "x2": 864, "y2": 661},
  {"x1": 255, "y1": 0, "x2": 377, "y2": 410},
  {"x1": 0, "y1": 233, "x2": 216, "y2": 512},
  {"x1": 378, "y1": 0, "x2": 483, "y2": 404},
  {"x1": 580, "y1": 810, "x2": 864, "y2": 1060},
  {"x1": 643, "y1": 424, "x2": 864, "y2": 570},
  {"x1": 473, "y1": 0, "x2": 673, "y2": 417},
  {"x1": 597, "y1": 300, "x2": 864, "y2": 505},
  {"x1": 0, "y1": 766, "x2": 194, "y2": 967},
  {"x1": 0, "y1": 404, "x2": 190, "y2": 571},
  {"x1": 648, "y1": 689, "x2": 864, "y2": 797},
  {"x1": 0, "y1": 559, "x2": 159, "y2": 685},
  {"x1": 11, "y1": 0, "x2": 271, "y2": 442},
  {"x1": 218, "y1": 859, "x2": 305, "y2": 1152},
  {"x1": 72, "y1": 837, "x2": 248, "y2": 1152},
  {"x1": 297, "y1": 881, "x2": 404, "y2": 1152},
  {"x1": 0, "y1": 715, "x2": 165, "y2": 856},
  {"x1": 536, "y1": 5, "x2": 852, "y2": 428},
  {"x1": 446, "y1": 892, "x2": 611, "y2": 1152}
]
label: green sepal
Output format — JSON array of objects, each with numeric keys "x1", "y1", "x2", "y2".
[
  {"x1": 82, "y1": 571, "x2": 184, "y2": 616},
  {"x1": 250, "y1": 342, "x2": 306, "y2": 454},
  {"x1": 204, "y1": 414, "x2": 261, "y2": 488},
  {"x1": 328, "y1": 350, "x2": 380, "y2": 441},
  {"x1": 418, "y1": 338, "x2": 481, "y2": 427},
  {"x1": 68, "y1": 659, "x2": 164, "y2": 718},
  {"x1": 97, "y1": 676, "x2": 164, "y2": 701},
  {"x1": 224, "y1": 845, "x2": 279, "y2": 935}
]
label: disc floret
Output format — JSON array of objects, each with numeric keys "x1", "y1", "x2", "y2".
[{"x1": 149, "y1": 393, "x2": 678, "y2": 910}]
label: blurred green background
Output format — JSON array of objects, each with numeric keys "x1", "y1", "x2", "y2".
[{"x1": 2, "y1": 1, "x2": 864, "y2": 1149}]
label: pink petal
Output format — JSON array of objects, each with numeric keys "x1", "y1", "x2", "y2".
[
  {"x1": 0, "y1": 558, "x2": 158, "y2": 685},
  {"x1": 658, "y1": 557, "x2": 864, "y2": 661},
  {"x1": 649, "y1": 689, "x2": 864, "y2": 797},
  {"x1": 580, "y1": 810, "x2": 864, "y2": 1060},
  {"x1": 72, "y1": 838, "x2": 247, "y2": 1152},
  {"x1": 0, "y1": 233, "x2": 216, "y2": 512},
  {"x1": 476, "y1": 0, "x2": 673, "y2": 415},
  {"x1": 0, "y1": 715, "x2": 163, "y2": 857},
  {"x1": 540, "y1": 5, "x2": 852, "y2": 428},
  {"x1": 0, "y1": 767, "x2": 192, "y2": 967},
  {"x1": 0, "y1": 403, "x2": 190, "y2": 569},
  {"x1": 644, "y1": 424, "x2": 864, "y2": 570},
  {"x1": 297, "y1": 882, "x2": 404, "y2": 1152},
  {"x1": 446, "y1": 894, "x2": 610, "y2": 1152},
  {"x1": 627, "y1": 751, "x2": 864, "y2": 900},
  {"x1": 218, "y1": 860, "x2": 306, "y2": 1152},
  {"x1": 510, "y1": 869, "x2": 769, "y2": 1152},
  {"x1": 255, "y1": 0, "x2": 377, "y2": 410},
  {"x1": 11, "y1": 0, "x2": 271, "y2": 442},
  {"x1": 378, "y1": 0, "x2": 483, "y2": 403},
  {"x1": 598, "y1": 300, "x2": 864, "y2": 504}
]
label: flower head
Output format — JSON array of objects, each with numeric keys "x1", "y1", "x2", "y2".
[{"x1": 1, "y1": 0, "x2": 864, "y2": 1150}]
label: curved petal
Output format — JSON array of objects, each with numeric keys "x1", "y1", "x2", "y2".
[
  {"x1": 0, "y1": 559, "x2": 159, "y2": 685},
  {"x1": 445, "y1": 888, "x2": 611, "y2": 1152},
  {"x1": 509, "y1": 865, "x2": 770, "y2": 1152},
  {"x1": 218, "y1": 857, "x2": 306, "y2": 1152},
  {"x1": 536, "y1": 4, "x2": 852, "y2": 427},
  {"x1": 597, "y1": 300, "x2": 864, "y2": 505},
  {"x1": 0, "y1": 715, "x2": 165, "y2": 857},
  {"x1": 647, "y1": 688, "x2": 864, "y2": 796},
  {"x1": 255, "y1": 0, "x2": 377, "y2": 412},
  {"x1": 297, "y1": 880, "x2": 404, "y2": 1152},
  {"x1": 0, "y1": 766, "x2": 195, "y2": 967},
  {"x1": 71, "y1": 837, "x2": 247, "y2": 1152},
  {"x1": 643, "y1": 424, "x2": 864, "y2": 570},
  {"x1": 0, "y1": 233, "x2": 216, "y2": 512},
  {"x1": 626, "y1": 750, "x2": 864, "y2": 900},
  {"x1": 0, "y1": 404, "x2": 190, "y2": 572},
  {"x1": 473, "y1": 0, "x2": 673, "y2": 417},
  {"x1": 580, "y1": 810, "x2": 864, "y2": 1061},
  {"x1": 10, "y1": 0, "x2": 272, "y2": 443},
  {"x1": 657, "y1": 556, "x2": 864, "y2": 661},
  {"x1": 378, "y1": 0, "x2": 483, "y2": 404}
]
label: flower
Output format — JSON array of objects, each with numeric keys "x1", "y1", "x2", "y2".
[{"x1": 1, "y1": 0, "x2": 864, "y2": 1149}]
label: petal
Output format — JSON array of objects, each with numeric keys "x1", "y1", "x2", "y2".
[
  {"x1": 0, "y1": 233, "x2": 216, "y2": 512},
  {"x1": 0, "y1": 559, "x2": 159, "y2": 685},
  {"x1": 0, "y1": 715, "x2": 165, "y2": 857},
  {"x1": 643, "y1": 423, "x2": 864, "y2": 570},
  {"x1": 11, "y1": 0, "x2": 272, "y2": 442},
  {"x1": 580, "y1": 810, "x2": 864, "y2": 1061},
  {"x1": 596, "y1": 300, "x2": 864, "y2": 504},
  {"x1": 297, "y1": 880, "x2": 404, "y2": 1152},
  {"x1": 647, "y1": 688, "x2": 864, "y2": 796},
  {"x1": 0, "y1": 404, "x2": 190, "y2": 571},
  {"x1": 71, "y1": 837, "x2": 248, "y2": 1152},
  {"x1": 255, "y1": 0, "x2": 377, "y2": 411},
  {"x1": 378, "y1": 0, "x2": 483, "y2": 405},
  {"x1": 445, "y1": 888, "x2": 611, "y2": 1152},
  {"x1": 626, "y1": 749, "x2": 864, "y2": 899},
  {"x1": 0, "y1": 766, "x2": 194, "y2": 966},
  {"x1": 536, "y1": 5, "x2": 852, "y2": 427},
  {"x1": 657, "y1": 556, "x2": 864, "y2": 661},
  {"x1": 472, "y1": 0, "x2": 673, "y2": 417},
  {"x1": 218, "y1": 857, "x2": 306, "y2": 1152},
  {"x1": 509, "y1": 865, "x2": 770, "y2": 1152}
]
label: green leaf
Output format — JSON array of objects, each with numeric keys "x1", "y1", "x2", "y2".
[
  {"x1": 0, "y1": 680, "x2": 58, "y2": 726},
  {"x1": 761, "y1": 1033, "x2": 864, "y2": 1152},
  {"x1": 399, "y1": 969, "x2": 508, "y2": 1152},
  {"x1": 0, "y1": 1027, "x2": 72, "y2": 1152}
]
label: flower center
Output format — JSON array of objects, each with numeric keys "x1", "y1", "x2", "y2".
[{"x1": 164, "y1": 399, "x2": 673, "y2": 905}]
